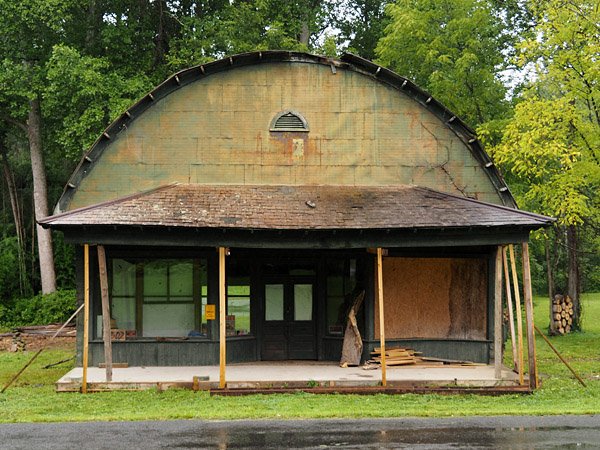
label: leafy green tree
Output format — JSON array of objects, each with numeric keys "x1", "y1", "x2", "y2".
[
  {"x1": 495, "y1": 0, "x2": 600, "y2": 329},
  {"x1": 375, "y1": 0, "x2": 513, "y2": 127}
]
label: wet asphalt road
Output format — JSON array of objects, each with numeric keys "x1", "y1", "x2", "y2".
[{"x1": 1, "y1": 416, "x2": 599, "y2": 449}]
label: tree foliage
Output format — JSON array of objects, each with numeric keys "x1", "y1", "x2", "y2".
[{"x1": 375, "y1": 0, "x2": 513, "y2": 127}]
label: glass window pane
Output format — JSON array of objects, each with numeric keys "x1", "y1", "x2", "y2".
[
  {"x1": 294, "y1": 284, "x2": 313, "y2": 321},
  {"x1": 142, "y1": 303, "x2": 195, "y2": 337},
  {"x1": 265, "y1": 284, "x2": 284, "y2": 321},
  {"x1": 112, "y1": 259, "x2": 135, "y2": 296},
  {"x1": 227, "y1": 298, "x2": 250, "y2": 334},
  {"x1": 327, "y1": 276, "x2": 344, "y2": 296},
  {"x1": 144, "y1": 261, "x2": 168, "y2": 297},
  {"x1": 169, "y1": 261, "x2": 193, "y2": 296},
  {"x1": 112, "y1": 297, "x2": 136, "y2": 330}
]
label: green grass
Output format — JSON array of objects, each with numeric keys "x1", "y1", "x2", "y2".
[{"x1": 1, "y1": 294, "x2": 599, "y2": 423}]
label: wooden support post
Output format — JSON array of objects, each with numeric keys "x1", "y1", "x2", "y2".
[
  {"x1": 219, "y1": 247, "x2": 226, "y2": 389},
  {"x1": 522, "y1": 242, "x2": 538, "y2": 389},
  {"x1": 494, "y1": 246, "x2": 503, "y2": 380},
  {"x1": 97, "y1": 245, "x2": 112, "y2": 382},
  {"x1": 377, "y1": 248, "x2": 386, "y2": 387},
  {"x1": 503, "y1": 247, "x2": 518, "y2": 370},
  {"x1": 509, "y1": 245, "x2": 524, "y2": 386},
  {"x1": 82, "y1": 244, "x2": 90, "y2": 394}
]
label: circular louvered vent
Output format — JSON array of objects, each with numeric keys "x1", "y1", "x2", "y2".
[{"x1": 270, "y1": 110, "x2": 309, "y2": 132}]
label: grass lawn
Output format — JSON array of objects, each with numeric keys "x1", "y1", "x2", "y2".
[{"x1": 1, "y1": 294, "x2": 599, "y2": 423}]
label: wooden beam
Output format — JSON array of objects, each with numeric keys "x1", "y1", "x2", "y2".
[
  {"x1": 503, "y1": 247, "x2": 518, "y2": 370},
  {"x1": 82, "y1": 244, "x2": 90, "y2": 394},
  {"x1": 377, "y1": 247, "x2": 386, "y2": 387},
  {"x1": 522, "y1": 242, "x2": 538, "y2": 389},
  {"x1": 97, "y1": 245, "x2": 112, "y2": 382},
  {"x1": 219, "y1": 247, "x2": 226, "y2": 389},
  {"x1": 494, "y1": 246, "x2": 503, "y2": 380},
  {"x1": 509, "y1": 245, "x2": 524, "y2": 386}
]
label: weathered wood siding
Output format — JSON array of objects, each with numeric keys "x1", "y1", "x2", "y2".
[
  {"x1": 68, "y1": 62, "x2": 502, "y2": 210},
  {"x1": 374, "y1": 257, "x2": 488, "y2": 340}
]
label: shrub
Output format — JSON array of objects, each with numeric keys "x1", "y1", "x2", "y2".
[{"x1": 9, "y1": 289, "x2": 77, "y2": 327}]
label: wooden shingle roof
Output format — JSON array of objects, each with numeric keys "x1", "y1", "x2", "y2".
[{"x1": 40, "y1": 184, "x2": 553, "y2": 231}]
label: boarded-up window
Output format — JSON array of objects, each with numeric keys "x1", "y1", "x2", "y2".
[{"x1": 374, "y1": 257, "x2": 488, "y2": 340}]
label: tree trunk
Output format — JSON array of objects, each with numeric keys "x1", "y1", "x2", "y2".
[
  {"x1": 0, "y1": 141, "x2": 28, "y2": 296},
  {"x1": 545, "y1": 235, "x2": 556, "y2": 333},
  {"x1": 28, "y1": 95, "x2": 56, "y2": 294},
  {"x1": 567, "y1": 225, "x2": 580, "y2": 329},
  {"x1": 300, "y1": 21, "x2": 310, "y2": 45}
]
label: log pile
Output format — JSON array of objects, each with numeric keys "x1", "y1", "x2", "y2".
[
  {"x1": 552, "y1": 294, "x2": 574, "y2": 334},
  {"x1": 10, "y1": 323, "x2": 76, "y2": 337},
  {"x1": 363, "y1": 346, "x2": 484, "y2": 369}
]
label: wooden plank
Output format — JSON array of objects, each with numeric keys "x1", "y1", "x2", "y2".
[
  {"x1": 503, "y1": 247, "x2": 518, "y2": 370},
  {"x1": 377, "y1": 247, "x2": 386, "y2": 387},
  {"x1": 97, "y1": 245, "x2": 113, "y2": 382},
  {"x1": 494, "y1": 246, "x2": 503, "y2": 380},
  {"x1": 522, "y1": 243, "x2": 538, "y2": 389},
  {"x1": 219, "y1": 247, "x2": 226, "y2": 389},
  {"x1": 83, "y1": 244, "x2": 90, "y2": 394},
  {"x1": 509, "y1": 245, "x2": 524, "y2": 386}
]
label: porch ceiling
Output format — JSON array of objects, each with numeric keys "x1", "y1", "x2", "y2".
[{"x1": 40, "y1": 183, "x2": 554, "y2": 231}]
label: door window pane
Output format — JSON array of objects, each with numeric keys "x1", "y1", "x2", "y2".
[
  {"x1": 265, "y1": 284, "x2": 284, "y2": 321},
  {"x1": 294, "y1": 284, "x2": 313, "y2": 321}
]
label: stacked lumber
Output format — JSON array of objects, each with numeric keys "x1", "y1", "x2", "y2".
[
  {"x1": 369, "y1": 346, "x2": 421, "y2": 366},
  {"x1": 552, "y1": 294, "x2": 574, "y2": 334},
  {"x1": 363, "y1": 346, "x2": 484, "y2": 370}
]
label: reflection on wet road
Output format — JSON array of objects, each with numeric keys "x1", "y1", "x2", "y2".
[{"x1": 1, "y1": 416, "x2": 599, "y2": 449}]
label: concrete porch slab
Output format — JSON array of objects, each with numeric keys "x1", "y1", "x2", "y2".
[{"x1": 56, "y1": 361, "x2": 525, "y2": 392}]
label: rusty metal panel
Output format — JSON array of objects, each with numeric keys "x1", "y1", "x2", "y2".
[
  {"x1": 161, "y1": 84, "x2": 223, "y2": 112},
  {"x1": 293, "y1": 165, "x2": 356, "y2": 185},
  {"x1": 190, "y1": 164, "x2": 246, "y2": 184},
  {"x1": 245, "y1": 164, "x2": 294, "y2": 184},
  {"x1": 66, "y1": 61, "x2": 505, "y2": 211}
]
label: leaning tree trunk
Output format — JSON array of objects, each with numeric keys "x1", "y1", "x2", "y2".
[
  {"x1": 28, "y1": 95, "x2": 56, "y2": 294},
  {"x1": 567, "y1": 225, "x2": 580, "y2": 329}
]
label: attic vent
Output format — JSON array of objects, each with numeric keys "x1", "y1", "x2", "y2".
[{"x1": 270, "y1": 110, "x2": 309, "y2": 132}]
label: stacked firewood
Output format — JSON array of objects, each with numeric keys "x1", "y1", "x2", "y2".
[{"x1": 552, "y1": 295, "x2": 574, "y2": 334}]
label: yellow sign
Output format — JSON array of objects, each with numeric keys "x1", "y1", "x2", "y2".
[{"x1": 205, "y1": 304, "x2": 216, "y2": 320}]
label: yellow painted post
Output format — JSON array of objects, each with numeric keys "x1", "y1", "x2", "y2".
[
  {"x1": 219, "y1": 247, "x2": 226, "y2": 389},
  {"x1": 522, "y1": 243, "x2": 538, "y2": 389},
  {"x1": 377, "y1": 248, "x2": 386, "y2": 387},
  {"x1": 82, "y1": 244, "x2": 90, "y2": 394},
  {"x1": 509, "y1": 245, "x2": 524, "y2": 386},
  {"x1": 503, "y1": 247, "x2": 518, "y2": 370}
]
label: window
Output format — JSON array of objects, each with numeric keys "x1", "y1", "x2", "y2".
[
  {"x1": 226, "y1": 261, "x2": 251, "y2": 336},
  {"x1": 103, "y1": 258, "x2": 208, "y2": 339},
  {"x1": 326, "y1": 258, "x2": 358, "y2": 335},
  {"x1": 270, "y1": 110, "x2": 309, "y2": 132}
]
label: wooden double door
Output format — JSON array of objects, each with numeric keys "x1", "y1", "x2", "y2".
[{"x1": 261, "y1": 277, "x2": 317, "y2": 360}]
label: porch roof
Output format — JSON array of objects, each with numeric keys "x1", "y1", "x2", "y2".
[{"x1": 40, "y1": 184, "x2": 554, "y2": 231}]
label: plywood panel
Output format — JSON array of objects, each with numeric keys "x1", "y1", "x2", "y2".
[{"x1": 374, "y1": 257, "x2": 487, "y2": 339}]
